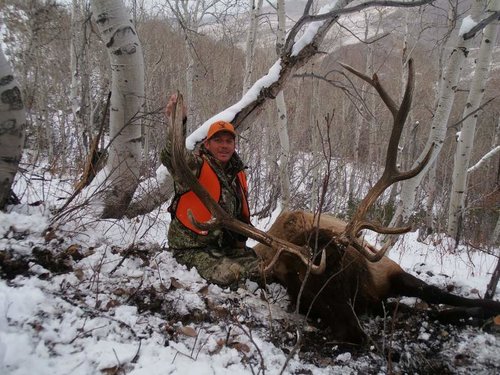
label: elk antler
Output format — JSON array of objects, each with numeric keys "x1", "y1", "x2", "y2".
[
  {"x1": 338, "y1": 59, "x2": 433, "y2": 262},
  {"x1": 169, "y1": 92, "x2": 326, "y2": 275}
]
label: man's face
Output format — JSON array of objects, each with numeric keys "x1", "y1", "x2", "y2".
[{"x1": 204, "y1": 132, "x2": 236, "y2": 165}]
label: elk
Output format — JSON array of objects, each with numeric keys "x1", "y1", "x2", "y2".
[{"x1": 168, "y1": 59, "x2": 500, "y2": 344}]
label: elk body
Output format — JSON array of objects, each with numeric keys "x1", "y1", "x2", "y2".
[
  {"x1": 253, "y1": 210, "x2": 500, "y2": 343},
  {"x1": 168, "y1": 60, "x2": 500, "y2": 345}
]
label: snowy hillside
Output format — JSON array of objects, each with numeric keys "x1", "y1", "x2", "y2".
[{"x1": 0, "y1": 163, "x2": 499, "y2": 375}]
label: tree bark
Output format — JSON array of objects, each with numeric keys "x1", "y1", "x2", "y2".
[
  {"x1": 390, "y1": 0, "x2": 485, "y2": 228},
  {"x1": 484, "y1": 255, "x2": 500, "y2": 300},
  {"x1": 447, "y1": 0, "x2": 500, "y2": 238},
  {"x1": 309, "y1": 71, "x2": 321, "y2": 212},
  {"x1": 90, "y1": 0, "x2": 145, "y2": 219},
  {"x1": 0, "y1": 47, "x2": 26, "y2": 210},
  {"x1": 276, "y1": 0, "x2": 291, "y2": 210},
  {"x1": 243, "y1": 0, "x2": 264, "y2": 95}
]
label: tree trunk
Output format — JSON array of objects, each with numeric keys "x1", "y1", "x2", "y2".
[
  {"x1": 242, "y1": 0, "x2": 263, "y2": 95},
  {"x1": 447, "y1": 0, "x2": 500, "y2": 238},
  {"x1": 90, "y1": 0, "x2": 145, "y2": 219},
  {"x1": 309, "y1": 73, "x2": 321, "y2": 212},
  {"x1": 390, "y1": 0, "x2": 484, "y2": 228},
  {"x1": 0, "y1": 47, "x2": 26, "y2": 210},
  {"x1": 276, "y1": 0, "x2": 291, "y2": 210},
  {"x1": 484, "y1": 255, "x2": 500, "y2": 300},
  {"x1": 276, "y1": 90, "x2": 291, "y2": 210}
]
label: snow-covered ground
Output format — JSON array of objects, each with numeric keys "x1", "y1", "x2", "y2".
[{"x1": 0, "y1": 165, "x2": 499, "y2": 374}]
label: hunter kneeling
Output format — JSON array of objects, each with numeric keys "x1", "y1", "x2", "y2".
[{"x1": 161, "y1": 94, "x2": 261, "y2": 288}]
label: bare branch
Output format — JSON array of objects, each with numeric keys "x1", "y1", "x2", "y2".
[{"x1": 463, "y1": 11, "x2": 500, "y2": 40}]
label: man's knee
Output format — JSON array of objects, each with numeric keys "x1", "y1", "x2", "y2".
[{"x1": 172, "y1": 248, "x2": 261, "y2": 287}]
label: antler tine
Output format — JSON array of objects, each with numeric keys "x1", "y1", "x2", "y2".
[
  {"x1": 263, "y1": 244, "x2": 327, "y2": 274},
  {"x1": 340, "y1": 59, "x2": 428, "y2": 262},
  {"x1": 339, "y1": 62, "x2": 398, "y2": 118},
  {"x1": 169, "y1": 92, "x2": 326, "y2": 275},
  {"x1": 350, "y1": 237, "x2": 393, "y2": 262}
]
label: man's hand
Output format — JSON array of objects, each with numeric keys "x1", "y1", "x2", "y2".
[{"x1": 165, "y1": 93, "x2": 187, "y2": 122}]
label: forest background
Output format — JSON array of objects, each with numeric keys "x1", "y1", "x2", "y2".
[
  {"x1": 1, "y1": 0, "x2": 499, "y2": 251},
  {"x1": 1, "y1": 0, "x2": 500, "y2": 373}
]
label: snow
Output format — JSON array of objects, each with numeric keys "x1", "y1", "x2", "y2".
[
  {"x1": 468, "y1": 145, "x2": 500, "y2": 173},
  {"x1": 185, "y1": 2, "x2": 342, "y2": 148},
  {"x1": 187, "y1": 60, "x2": 283, "y2": 150},
  {"x1": 0, "y1": 164, "x2": 499, "y2": 374},
  {"x1": 291, "y1": 1, "x2": 339, "y2": 57},
  {"x1": 459, "y1": 15, "x2": 478, "y2": 37}
]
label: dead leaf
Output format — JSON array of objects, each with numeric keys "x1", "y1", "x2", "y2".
[
  {"x1": 170, "y1": 277, "x2": 185, "y2": 290},
  {"x1": 231, "y1": 342, "x2": 250, "y2": 353},
  {"x1": 494, "y1": 315, "x2": 500, "y2": 325},
  {"x1": 209, "y1": 339, "x2": 225, "y2": 355},
  {"x1": 198, "y1": 285, "x2": 209, "y2": 295},
  {"x1": 44, "y1": 228, "x2": 57, "y2": 243},
  {"x1": 113, "y1": 287, "x2": 128, "y2": 296},
  {"x1": 105, "y1": 299, "x2": 120, "y2": 310},
  {"x1": 101, "y1": 366, "x2": 120, "y2": 375},
  {"x1": 178, "y1": 326, "x2": 197, "y2": 337},
  {"x1": 30, "y1": 322, "x2": 44, "y2": 332},
  {"x1": 74, "y1": 268, "x2": 85, "y2": 281},
  {"x1": 65, "y1": 244, "x2": 84, "y2": 260},
  {"x1": 414, "y1": 300, "x2": 429, "y2": 310}
]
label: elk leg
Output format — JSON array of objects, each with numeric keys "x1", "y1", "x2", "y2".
[{"x1": 390, "y1": 271, "x2": 500, "y2": 317}]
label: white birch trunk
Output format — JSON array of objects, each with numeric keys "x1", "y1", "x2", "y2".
[
  {"x1": 70, "y1": 0, "x2": 83, "y2": 159},
  {"x1": 242, "y1": 0, "x2": 263, "y2": 95},
  {"x1": 309, "y1": 76, "x2": 321, "y2": 212},
  {"x1": 0, "y1": 47, "x2": 26, "y2": 209},
  {"x1": 169, "y1": 0, "x2": 204, "y2": 131},
  {"x1": 447, "y1": 0, "x2": 500, "y2": 237},
  {"x1": 492, "y1": 214, "x2": 500, "y2": 245},
  {"x1": 90, "y1": 0, "x2": 145, "y2": 218},
  {"x1": 390, "y1": 0, "x2": 484, "y2": 228},
  {"x1": 276, "y1": 0, "x2": 291, "y2": 210},
  {"x1": 276, "y1": 91, "x2": 291, "y2": 209},
  {"x1": 185, "y1": 35, "x2": 197, "y2": 131},
  {"x1": 490, "y1": 119, "x2": 500, "y2": 246}
]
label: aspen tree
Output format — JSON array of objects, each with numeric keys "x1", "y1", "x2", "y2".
[
  {"x1": 447, "y1": 0, "x2": 500, "y2": 239},
  {"x1": 90, "y1": 0, "x2": 145, "y2": 218},
  {"x1": 0, "y1": 47, "x2": 26, "y2": 210}
]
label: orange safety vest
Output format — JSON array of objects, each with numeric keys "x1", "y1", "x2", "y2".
[{"x1": 174, "y1": 160, "x2": 250, "y2": 235}]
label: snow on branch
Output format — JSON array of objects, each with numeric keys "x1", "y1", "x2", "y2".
[
  {"x1": 187, "y1": 61, "x2": 283, "y2": 149},
  {"x1": 462, "y1": 11, "x2": 500, "y2": 40},
  {"x1": 468, "y1": 145, "x2": 500, "y2": 173},
  {"x1": 184, "y1": 0, "x2": 436, "y2": 151}
]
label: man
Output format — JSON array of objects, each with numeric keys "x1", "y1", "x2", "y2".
[{"x1": 161, "y1": 94, "x2": 261, "y2": 287}]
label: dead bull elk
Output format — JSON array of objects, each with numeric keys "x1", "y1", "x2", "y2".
[{"x1": 169, "y1": 59, "x2": 500, "y2": 344}]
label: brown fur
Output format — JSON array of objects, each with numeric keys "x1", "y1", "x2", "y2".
[{"x1": 253, "y1": 210, "x2": 500, "y2": 344}]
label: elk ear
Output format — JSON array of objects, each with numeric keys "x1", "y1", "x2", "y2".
[
  {"x1": 283, "y1": 211, "x2": 306, "y2": 233},
  {"x1": 283, "y1": 211, "x2": 311, "y2": 245}
]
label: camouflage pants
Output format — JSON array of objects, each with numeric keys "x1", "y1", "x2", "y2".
[{"x1": 172, "y1": 247, "x2": 262, "y2": 287}]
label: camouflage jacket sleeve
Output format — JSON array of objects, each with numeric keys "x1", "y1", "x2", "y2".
[{"x1": 160, "y1": 119, "x2": 203, "y2": 192}]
